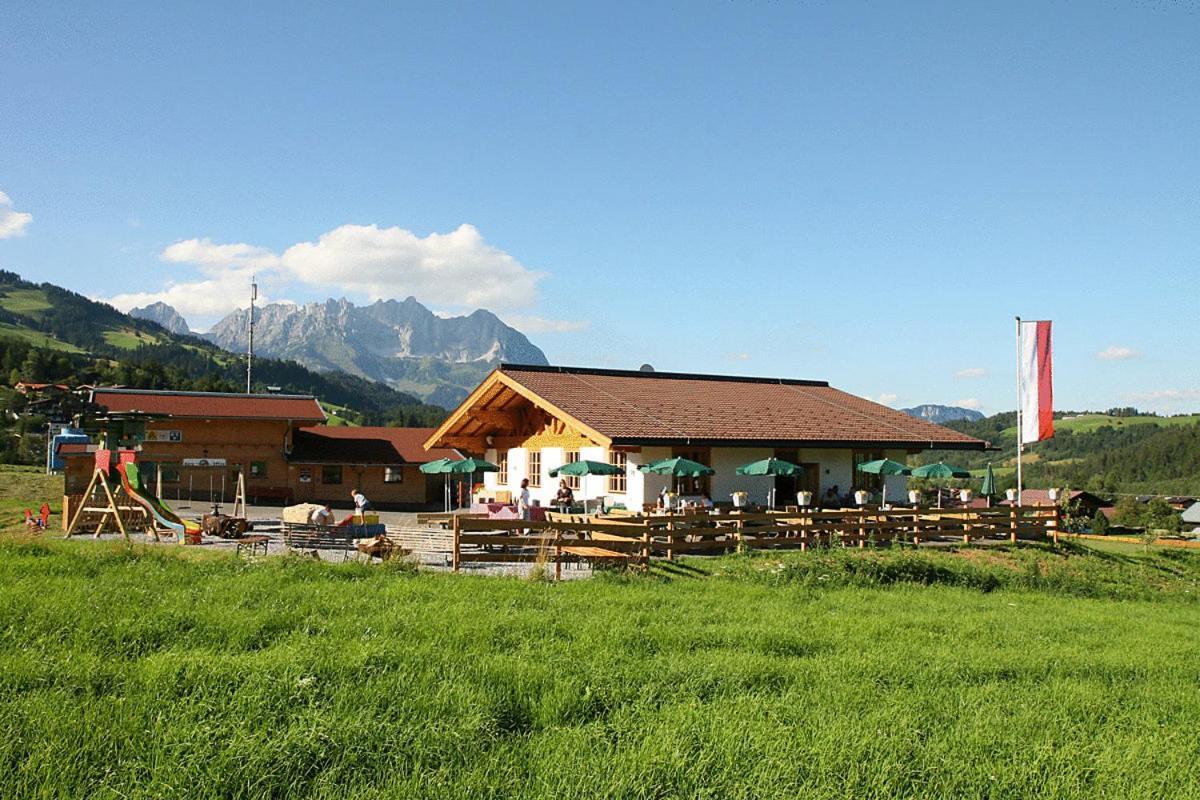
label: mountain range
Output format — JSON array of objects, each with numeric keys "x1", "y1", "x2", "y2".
[
  {"x1": 900, "y1": 404, "x2": 985, "y2": 425},
  {"x1": 0, "y1": 270, "x2": 446, "y2": 426},
  {"x1": 176, "y1": 298, "x2": 548, "y2": 408}
]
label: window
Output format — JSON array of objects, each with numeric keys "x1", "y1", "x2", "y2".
[
  {"x1": 321, "y1": 465, "x2": 343, "y2": 485},
  {"x1": 564, "y1": 450, "x2": 581, "y2": 490},
  {"x1": 250, "y1": 461, "x2": 268, "y2": 479},
  {"x1": 384, "y1": 467, "x2": 404, "y2": 483},
  {"x1": 527, "y1": 450, "x2": 541, "y2": 488},
  {"x1": 497, "y1": 451, "x2": 508, "y2": 484},
  {"x1": 608, "y1": 450, "x2": 627, "y2": 494}
]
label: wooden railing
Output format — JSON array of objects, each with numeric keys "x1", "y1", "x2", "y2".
[{"x1": 450, "y1": 505, "x2": 1062, "y2": 576}]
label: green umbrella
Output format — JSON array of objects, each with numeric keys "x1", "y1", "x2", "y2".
[
  {"x1": 549, "y1": 460, "x2": 622, "y2": 512},
  {"x1": 911, "y1": 462, "x2": 971, "y2": 508},
  {"x1": 639, "y1": 457, "x2": 715, "y2": 477},
  {"x1": 419, "y1": 458, "x2": 454, "y2": 474},
  {"x1": 445, "y1": 457, "x2": 499, "y2": 474},
  {"x1": 549, "y1": 460, "x2": 622, "y2": 477},
  {"x1": 735, "y1": 457, "x2": 804, "y2": 476},
  {"x1": 980, "y1": 463, "x2": 997, "y2": 507},
  {"x1": 736, "y1": 458, "x2": 804, "y2": 508},
  {"x1": 420, "y1": 458, "x2": 497, "y2": 511},
  {"x1": 911, "y1": 462, "x2": 971, "y2": 479},
  {"x1": 640, "y1": 457, "x2": 714, "y2": 510},
  {"x1": 419, "y1": 458, "x2": 456, "y2": 511},
  {"x1": 980, "y1": 463, "x2": 997, "y2": 494},
  {"x1": 855, "y1": 458, "x2": 912, "y2": 506}
]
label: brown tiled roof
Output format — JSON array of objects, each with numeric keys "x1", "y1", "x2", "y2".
[
  {"x1": 91, "y1": 388, "x2": 326, "y2": 422},
  {"x1": 291, "y1": 426, "x2": 460, "y2": 465},
  {"x1": 497, "y1": 365, "x2": 988, "y2": 449}
]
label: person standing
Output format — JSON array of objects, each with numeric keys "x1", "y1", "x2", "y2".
[
  {"x1": 351, "y1": 489, "x2": 371, "y2": 521},
  {"x1": 517, "y1": 478, "x2": 531, "y2": 520},
  {"x1": 39, "y1": 502, "x2": 50, "y2": 530}
]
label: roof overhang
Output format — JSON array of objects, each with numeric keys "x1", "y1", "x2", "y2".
[
  {"x1": 424, "y1": 368, "x2": 611, "y2": 452},
  {"x1": 607, "y1": 437, "x2": 994, "y2": 451}
]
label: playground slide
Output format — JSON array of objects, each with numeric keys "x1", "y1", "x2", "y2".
[{"x1": 116, "y1": 462, "x2": 201, "y2": 536}]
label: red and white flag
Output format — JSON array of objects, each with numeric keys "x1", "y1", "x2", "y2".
[{"x1": 1019, "y1": 320, "x2": 1053, "y2": 443}]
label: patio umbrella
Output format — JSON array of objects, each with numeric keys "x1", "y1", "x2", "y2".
[
  {"x1": 911, "y1": 462, "x2": 971, "y2": 479},
  {"x1": 549, "y1": 460, "x2": 622, "y2": 477},
  {"x1": 911, "y1": 462, "x2": 971, "y2": 508},
  {"x1": 549, "y1": 460, "x2": 623, "y2": 511},
  {"x1": 735, "y1": 458, "x2": 804, "y2": 508},
  {"x1": 419, "y1": 458, "x2": 456, "y2": 511},
  {"x1": 420, "y1": 458, "x2": 498, "y2": 511},
  {"x1": 639, "y1": 457, "x2": 715, "y2": 509},
  {"x1": 855, "y1": 458, "x2": 912, "y2": 507},
  {"x1": 980, "y1": 463, "x2": 997, "y2": 507}
]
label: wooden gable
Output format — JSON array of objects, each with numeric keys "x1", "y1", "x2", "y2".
[{"x1": 423, "y1": 370, "x2": 610, "y2": 455}]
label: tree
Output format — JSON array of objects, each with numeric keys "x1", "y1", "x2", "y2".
[
  {"x1": 1112, "y1": 496, "x2": 1145, "y2": 528},
  {"x1": 1144, "y1": 498, "x2": 1181, "y2": 534},
  {"x1": 1091, "y1": 510, "x2": 1110, "y2": 535}
]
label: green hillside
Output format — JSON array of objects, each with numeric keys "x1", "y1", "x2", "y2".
[
  {"x1": 916, "y1": 410, "x2": 1200, "y2": 496},
  {"x1": 0, "y1": 271, "x2": 449, "y2": 463}
]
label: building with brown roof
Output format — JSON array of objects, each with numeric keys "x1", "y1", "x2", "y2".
[
  {"x1": 288, "y1": 426, "x2": 460, "y2": 506},
  {"x1": 425, "y1": 364, "x2": 990, "y2": 509},
  {"x1": 63, "y1": 388, "x2": 458, "y2": 509}
]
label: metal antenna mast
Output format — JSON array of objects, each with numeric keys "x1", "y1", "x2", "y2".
[{"x1": 246, "y1": 277, "x2": 257, "y2": 394}]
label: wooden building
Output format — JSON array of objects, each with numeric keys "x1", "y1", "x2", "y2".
[
  {"x1": 62, "y1": 388, "x2": 458, "y2": 509},
  {"x1": 425, "y1": 364, "x2": 990, "y2": 508}
]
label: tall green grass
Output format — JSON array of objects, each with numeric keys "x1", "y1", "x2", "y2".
[{"x1": 1, "y1": 537, "x2": 1199, "y2": 798}]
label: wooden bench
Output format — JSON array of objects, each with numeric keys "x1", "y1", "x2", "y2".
[
  {"x1": 235, "y1": 534, "x2": 270, "y2": 557},
  {"x1": 281, "y1": 523, "x2": 383, "y2": 560}
]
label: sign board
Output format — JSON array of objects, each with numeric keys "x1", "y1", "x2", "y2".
[
  {"x1": 298, "y1": 471, "x2": 312, "y2": 483},
  {"x1": 145, "y1": 429, "x2": 183, "y2": 443},
  {"x1": 182, "y1": 458, "x2": 227, "y2": 468}
]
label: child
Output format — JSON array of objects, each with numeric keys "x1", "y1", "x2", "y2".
[{"x1": 39, "y1": 502, "x2": 50, "y2": 530}]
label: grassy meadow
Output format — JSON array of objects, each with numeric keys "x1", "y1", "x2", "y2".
[{"x1": 1, "y1": 529, "x2": 1199, "y2": 799}]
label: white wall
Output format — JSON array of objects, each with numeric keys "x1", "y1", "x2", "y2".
[{"x1": 482, "y1": 444, "x2": 912, "y2": 508}]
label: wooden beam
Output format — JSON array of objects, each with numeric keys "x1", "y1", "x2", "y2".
[{"x1": 466, "y1": 409, "x2": 522, "y2": 428}]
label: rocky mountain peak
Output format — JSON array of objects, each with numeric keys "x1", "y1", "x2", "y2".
[{"x1": 129, "y1": 301, "x2": 191, "y2": 336}]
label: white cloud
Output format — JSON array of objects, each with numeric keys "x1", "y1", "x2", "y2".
[
  {"x1": 730, "y1": 353, "x2": 751, "y2": 362},
  {"x1": 876, "y1": 392, "x2": 899, "y2": 405},
  {"x1": 1126, "y1": 389, "x2": 1200, "y2": 403},
  {"x1": 1097, "y1": 345, "x2": 1138, "y2": 361},
  {"x1": 954, "y1": 367, "x2": 987, "y2": 379},
  {"x1": 955, "y1": 398, "x2": 982, "y2": 410},
  {"x1": 0, "y1": 191, "x2": 33, "y2": 239},
  {"x1": 98, "y1": 222, "x2": 546, "y2": 329},
  {"x1": 280, "y1": 223, "x2": 540, "y2": 310},
  {"x1": 502, "y1": 314, "x2": 590, "y2": 334},
  {"x1": 161, "y1": 238, "x2": 280, "y2": 273}
]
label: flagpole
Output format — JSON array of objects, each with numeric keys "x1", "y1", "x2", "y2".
[{"x1": 1015, "y1": 316, "x2": 1023, "y2": 507}]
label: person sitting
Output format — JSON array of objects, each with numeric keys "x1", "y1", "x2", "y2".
[
  {"x1": 823, "y1": 485, "x2": 841, "y2": 508},
  {"x1": 698, "y1": 492, "x2": 714, "y2": 509},
  {"x1": 23, "y1": 509, "x2": 36, "y2": 528},
  {"x1": 309, "y1": 504, "x2": 334, "y2": 526},
  {"x1": 555, "y1": 480, "x2": 574, "y2": 511}
]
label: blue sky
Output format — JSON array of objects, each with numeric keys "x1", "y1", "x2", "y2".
[{"x1": 1, "y1": 2, "x2": 1197, "y2": 414}]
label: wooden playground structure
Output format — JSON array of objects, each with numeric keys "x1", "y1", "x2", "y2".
[{"x1": 62, "y1": 449, "x2": 244, "y2": 541}]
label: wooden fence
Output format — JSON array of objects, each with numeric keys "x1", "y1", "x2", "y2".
[{"x1": 450, "y1": 505, "x2": 1061, "y2": 577}]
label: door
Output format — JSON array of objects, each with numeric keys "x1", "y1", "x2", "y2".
[
  {"x1": 671, "y1": 447, "x2": 711, "y2": 495},
  {"x1": 773, "y1": 449, "x2": 800, "y2": 504}
]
